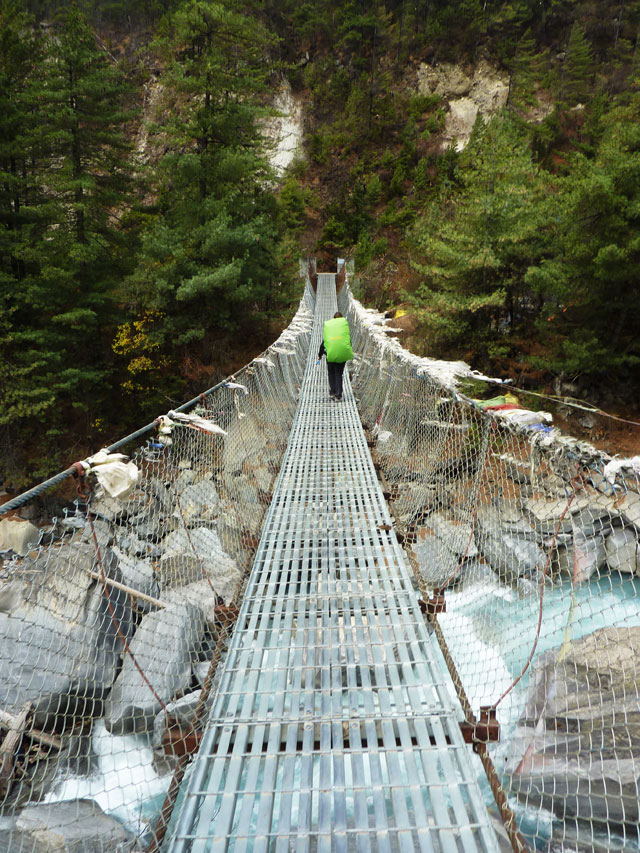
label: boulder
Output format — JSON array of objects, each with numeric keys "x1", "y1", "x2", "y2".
[
  {"x1": 505, "y1": 627, "x2": 640, "y2": 835},
  {"x1": 516, "y1": 576, "x2": 539, "y2": 598},
  {"x1": 152, "y1": 689, "x2": 210, "y2": 754},
  {"x1": 158, "y1": 526, "x2": 237, "y2": 590},
  {"x1": 546, "y1": 818, "x2": 638, "y2": 852},
  {"x1": 0, "y1": 541, "x2": 132, "y2": 727},
  {"x1": 89, "y1": 495, "x2": 129, "y2": 522},
  {"x1": 392, "y1": 482, "x2": 439, "y2": 525},
  {"x1": 174, "y1": 468, "x2": 196, "y2": 491},
  {"x1": 162, "y1": 577, "x2": 239, "y2": 622},
  {"x1": 131, "y1": 514, "x2": 178, "y2": 541},
  {"x1": 475, "y1": 516, "x2": 545, "y2": 584},
  {"x1": 174, "y1": 480, "x2": 219, "y2": 524},
  {"x1": 477, "y1": 503, "x2": 538, "y2": 540},
  {"x1": 412, "y1": 533, "x2": 461, "y2": 589},
  {"x1": 427, "y1": 512, "x2": 478, "y2": 558},
  {"x1": 252, "y1": 465, "x2": 274, "y2": 493},
  {"x1": 457, "y1": 559, "x2": 497, "y2": 590},
  {"x1": 223, "y1": 476, "x2": 263, "y2": 536},
  {"x1": 523, "y1": 491, "x2": 618, "y2": 537},
  {"x1": 0, "y1": 517, "x2": 39, "y2": 556},
  {"x1": 79, "y1": 518, "x2": 112, "y2": 552},
  {"x1": 508, "y1": 754, "x2": 639, "y2": 832},
  {"x1": 111, "y1": 546, "x2": 159, "y2": 610},
  {"x1": 223, "y1": 419, "x2": 264, "y2": 475},
  {"x1": 147, "y1": 476, "x2": 174, "y2": 514},
  {"x1": 216, "y1": 506, "x2": 251, "y2": 564},
  {"x1": 126, "y1": 493, "x2": 164, "y2": 529},
  {"x1": 13, "y1": 800, "x2": 136, "y2": 852},
  {"x1": 605, "y1": 528, "x2": 640, "y2": 574},
  {"x1": 552, "y1": 531, "x2": 607, "y2": 583},
  {"x1": 117, "y1": 531, "x2": 161, "y2": 559},
  {"x1": 193, "y1": 661, "x2": 212, "y2": 688},
  {"x1": 104, "y1": 601, "x2": 205, "y2": 734},
  {"x1": 618, "y1": 490, "x2": 640, "y2": 532}
]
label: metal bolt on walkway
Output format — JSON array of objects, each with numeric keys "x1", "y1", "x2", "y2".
[{"x1": 166, "y1": 275, "x2": 502, "y2": 852}]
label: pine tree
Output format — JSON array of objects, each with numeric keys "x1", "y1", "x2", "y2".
[
  {"x1": 0, "y1": 3, "x2": 57, "y2": 440},
  {"x1": 559, "y1": 21, "x2": 594, "y2": 107},
  {"x1": 526, "y1": 88, "x2": 640, "y2": 381},
  {"x1": 409, "y1": 116, "x2": 552, "y2": 353},
  {"x1": 27, "y1": 7, "x2": 137, "y2": 412},
  {"x1": 0, "y1": 1, "x2": 40, "y2": 276},
  {"x1": 124, "y1": 0, "x2": 286, "y2": 387},
  {"x1": 1, "y1": 4, "x2": 138, "y2": 481},
  {"x1": 507, "y1": 28, "x2": 547, "y2": 113}
]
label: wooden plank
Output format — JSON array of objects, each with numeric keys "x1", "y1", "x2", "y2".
[
  {"x1": 0, "y1": 706, "x2": 61, "y2": 750},
  {"x1": 0, "y1": 701, "x2": 32, "y2": 797}
]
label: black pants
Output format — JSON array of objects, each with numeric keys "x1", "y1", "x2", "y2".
[{"x1": 327, "y1": 361, "x2": 346, "y2": 397}]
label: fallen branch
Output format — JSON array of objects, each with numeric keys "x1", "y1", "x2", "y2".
[
  {"x1": 87, "y1": 570, "x2": 165, "y2": 609},
  {"x1": 0, "y1": 707, "x2": 62, "y2": 750}
]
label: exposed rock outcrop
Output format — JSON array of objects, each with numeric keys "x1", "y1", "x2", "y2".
[
  {"x1": 0, "y1": 541, "x2": 132, "y2": 728},
  {"x1": 504, "y1": 627, "x2": 640, "y2": 838},
  {"x1": 417, "y1": 59, "x2": 509, "y2": 150}
]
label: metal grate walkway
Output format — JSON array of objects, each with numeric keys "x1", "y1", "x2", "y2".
[{"x1": 167, "y1": 275, "x2": 501, "y2": 852}]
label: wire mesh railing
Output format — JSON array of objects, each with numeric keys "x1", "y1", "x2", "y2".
[
  {"x1": 1, "y1": 261, "x2": 639, "y2": 852},
  {"x1": 164, "y1": 272, "x2": 503, "y2": 852},
  {"x1": 341, "y1": 277, "x2": 640, "y2": 853},
  {"x1": 0, "y1": 285, "x2": 314, "y2": 851}
]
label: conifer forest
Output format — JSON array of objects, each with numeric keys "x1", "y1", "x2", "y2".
[{"x1": 1, "y1": 0, "x2": 639, "y2": 486}]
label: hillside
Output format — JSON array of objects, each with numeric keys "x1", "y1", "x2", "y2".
[
  {"x1": 270, "y1": 0, "x2": 640, "y2": 450},
  {"x1": 1, "y1": 0, "x2": 639, "y2": 489}
]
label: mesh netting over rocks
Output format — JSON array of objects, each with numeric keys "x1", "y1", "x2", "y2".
[
  {"x1": 0, "y1": 286, "x2": 314, "y2": 851},
  {"x1": 340, "y1": 277, "x2": 640, "y2": 853},
  {"x1": 0, "y1": 264, "x2": 639, "y2": 852}
]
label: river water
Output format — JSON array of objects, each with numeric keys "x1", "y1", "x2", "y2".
[
  {"x1": 38, "y1": 571, "x2": 640, "y2": 849},
  {"x1": 440, "y1": 570, "x2": 640, "y2": 850}
]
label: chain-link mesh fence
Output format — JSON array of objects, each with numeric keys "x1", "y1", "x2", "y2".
[
  {"x1": 0, "y1": 287, "x2": 314, "y2": 852},
  {"x1": 341, "y1": 278, "x2": 640, "y2": 852},
  {"x1": 2, "y1": 265, "x2": 639, "y2": 852}
]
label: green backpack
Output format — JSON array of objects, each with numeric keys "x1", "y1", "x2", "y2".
[{"x1": 323, "y1": 317, "x2": 354, "y2": 362}]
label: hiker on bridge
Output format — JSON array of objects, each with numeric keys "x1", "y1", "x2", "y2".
[{"x1": 318, "y1": 312, "x2": 353, "y2": 401}]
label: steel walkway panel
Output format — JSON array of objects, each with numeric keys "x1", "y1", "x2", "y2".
[{"x1": 166, "y1": 274, "x2": 501, "y2": 852}]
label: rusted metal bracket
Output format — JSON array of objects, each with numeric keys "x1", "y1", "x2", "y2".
[
  {"x1": 161, "y1": 721, "x2": 202, "y2": 758},
  {"x1": 213, "y1": 602, "x2": 239, "y2": 628},
  {"x1": 459, "y1": 706, "x2": 500, "y2": 752},
  {"x1": 418, "y1": 593, "x2": 446, "y2": 617}
]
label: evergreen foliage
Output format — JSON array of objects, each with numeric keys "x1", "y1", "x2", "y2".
[
  {"x1": 1, "y1": 2, "x2": 137, "y2": 480},
  {"x1": 558, "y1": 21, "x2": 594, "y2": 107},
  {"x1": 409, "y1": 116, "x2": 552, "y2": 353},
  {"x1": 123, "y1": 0, "x2": 286, "y2": 384},
  {"x1": 3, "y1": 0, "x2": 640, "y2": 487},
  {"x1": 0, "y1": 0, "x2": 295, "y2": 485}
]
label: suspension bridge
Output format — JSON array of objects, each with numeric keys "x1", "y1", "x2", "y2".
[
  {"x1": 1, "y1": 264, "x2": 639, "y2": 853},
  {"x1": 163, "y1": 273, "x2": 502, "y2": 850}
]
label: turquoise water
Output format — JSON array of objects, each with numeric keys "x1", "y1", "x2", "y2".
[
  {"x1": 441, "y1": 570, "x2": 640, "y2": 850},
  {"x1": 40, "y1": 571, "x2": 640, "y2": 848}
]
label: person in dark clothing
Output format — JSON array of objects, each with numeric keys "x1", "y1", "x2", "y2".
[{"x1": 318, "y1": 312, "x2": 353, "y2": 401}]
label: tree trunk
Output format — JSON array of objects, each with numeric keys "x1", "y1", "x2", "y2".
[{"x1": 70, "y1": 66, "x2": 85, "y2": 245}]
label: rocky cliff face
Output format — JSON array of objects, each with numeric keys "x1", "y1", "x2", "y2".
[
  {"x1": 504, "y1": 626, "x2": 640, "y2": 844},
  {"x1": 263, "y1": 78, "x2": 305, "y2": 175},
  {"x1": 417, "y1": 59, "x2": 509, "y2": 150}
]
